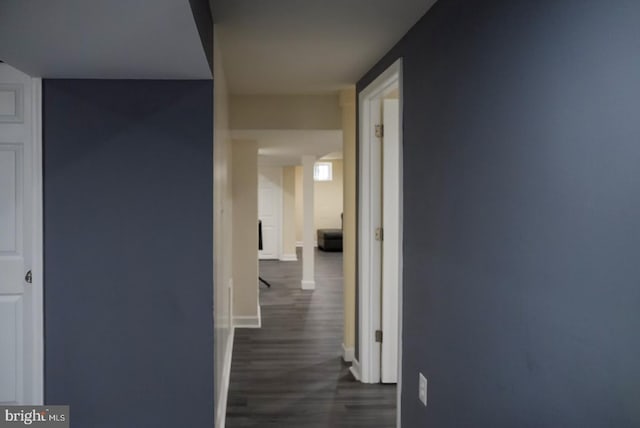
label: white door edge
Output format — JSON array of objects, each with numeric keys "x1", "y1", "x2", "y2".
[{"x1": 30, "y1": 78, "x2": 44, "y2": 404}]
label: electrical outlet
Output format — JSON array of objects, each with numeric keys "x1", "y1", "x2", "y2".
[{"x1": 418, "y1": 373, "x2": 427, "y2": 407}]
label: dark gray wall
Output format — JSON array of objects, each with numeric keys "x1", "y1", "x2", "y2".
[
  {"x1": 358, "y1": 0, "x2": 640, "y2": 426},
  {"x1": 189, "y1": 0, "x2": 214, "y2": 74},
  {"x1": 43, "y1": 80, "x2": 214, "y2": 428}
]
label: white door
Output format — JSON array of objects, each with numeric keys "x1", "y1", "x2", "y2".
[
  {"x1": 0, "y1": 64, "x2": 41, "y2": 404},
  {"x1": 381, "y1": 98, "x2": 400, "y2": 383},
  {"x1": 258, "y1": 166, "x2": 282, "y2": 260}
]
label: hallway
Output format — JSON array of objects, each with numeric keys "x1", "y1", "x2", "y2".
[{"x1": 226, "y1": 249, "x2": 396, "y2": 428}]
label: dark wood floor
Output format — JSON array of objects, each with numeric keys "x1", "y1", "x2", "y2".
[{"x1": 226, "y1": 248, "x2": 396, "y2": 428}]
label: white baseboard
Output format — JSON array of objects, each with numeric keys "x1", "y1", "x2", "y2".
[
  {"x1": 296, "y1": 241, "x2": 318, "y2": 247},
  {"x1": 215, "y1": 327, "x2": 234, "y2": 428},
  {"x1": 342, "y1": 344, "x2": 354, "y2": 362},
  {"x1": 350, "y1": 358, "x2": 361, "y2": 381},
  {"x1": 301, "y1": 280, "x2": 316, "y2": 290},
  {"x1": 279, "y1": 253, "x2": 298, "y2": 261},
  {"x1": 233, "y1": 305, "x2": 262, "y2": 328}
]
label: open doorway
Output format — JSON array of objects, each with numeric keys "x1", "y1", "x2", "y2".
[
  {"x1": 356, "y1": 58, "x2": 403, "y2": 424},
  {"x1": 226, "y1": 93, "x2": 398, "y2": 427}
]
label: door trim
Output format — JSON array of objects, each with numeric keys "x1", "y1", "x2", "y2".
[
  {"x1": 357, "y1": 58, "x2": 403, "y2": 425},
  {"x1": 30, "y1": 77, "x2": 44, "y2": 404}
]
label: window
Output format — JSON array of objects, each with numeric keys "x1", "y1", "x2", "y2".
[{"x1": 314, "y1": 162, "x2": 333, "y2": 181}]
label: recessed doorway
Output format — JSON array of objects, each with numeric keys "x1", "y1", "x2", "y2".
[{"x1": 356, "y1": 58, "x2": 403, "y2": 426}]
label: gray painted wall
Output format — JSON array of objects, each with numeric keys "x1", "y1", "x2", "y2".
[
  {"x1": 43, "y1": 80, "x2": 214, "y2": 427},
  {"x1": 358, "y1": 0, "x2": 640, "y2": 426},
  {"x1": 189, "y1": 0, "x2": 214, "y2": 73}
]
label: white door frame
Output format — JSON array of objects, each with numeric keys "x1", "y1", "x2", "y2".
[
  {"x1": 30, "y1": 77, "x2": 44, "y2": 404},
  {"x1": 357, "y1": 58, "x2": 403, "y2": 425},
  {"x1": 381, "y1": 97, "x2": 401, "y2": 384}
]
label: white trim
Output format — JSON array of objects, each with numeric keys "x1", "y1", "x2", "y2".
[
  {"x1": 358, "y1": 87, "x2": 379, "y2": 383},
  {"x1": 342, "y1": 343, "x2": 354, "y2": 363},
  {"x1": 296, "y1": 241, "x2": 317, "y2": 248},
  {"x1": 396, "y1": 75, "x2": 405, "y2": 428},
  {"x1": 279, "y1": 253, "x2": 298, "y2": 262},
  {"x1": 30, "y1": 77, "x2": 44, "y2": 405},
  {"x1": 233, "y1": 315, "x2": 261, "y2": 328},
  {"x1": 381, "y1": 97, "x2": 401, "y2": 383},
  {"x1": 301, "y1": 280, "x2": 315, "y2": 290},
  {"x1": 233, "y1": 305, "x2": 262, "y2": 328},
  {"x1": 357, "y1": 58, "x2": 403, "y2": 391},
  {"x1": 215, "y1": 327, "x2": 234, "y2": 428},
  {"x1": 349, "y1": 358, "x2": 361, "y2": 381}
]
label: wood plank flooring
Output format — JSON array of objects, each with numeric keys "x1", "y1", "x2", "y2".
[{"x1": 226, "y1": 248, "x2": 396, "y2": 428}]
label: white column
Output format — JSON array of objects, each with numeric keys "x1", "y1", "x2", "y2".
[{"x1": 301, "y1": 155, "x2": 316, "y2": 290}]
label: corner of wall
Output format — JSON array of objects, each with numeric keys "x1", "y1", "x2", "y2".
[{"x1": 213, "y1": 25, "x2": 234, "y2": 428}]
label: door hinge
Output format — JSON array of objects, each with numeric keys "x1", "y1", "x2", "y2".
[
  {"x1": 25, "y1": 270, "x2": 32, "y2": 284},
  {"x1": 375, "y1": 124, "x2": 384, "y2": 138},
  {"x1": 375, "y1": 330, "x2": 383, "y2": 343},
  {"x1": 375, "y1": 227, "x2": 384, "y2": 241}
]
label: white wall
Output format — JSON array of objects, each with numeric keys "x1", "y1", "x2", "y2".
[
  {"x1": 213, "y1": 26, "x2": 233, "y2": 428},
  {"x1": 295, "y1": 159, "x2": 344, "y2": 243}
]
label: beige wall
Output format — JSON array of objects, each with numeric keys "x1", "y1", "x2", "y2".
[
  {"x1": 282, "y1": 166, "x2": 297, "y2": 258},
  {"x1": 340, "y1": 88, "x2": 357, "y2": 353},
  {"x1": 232, "y1": 140, "x2": 259, "y2": 317},
  {"x1": 213, "y1": 26, "x2": 233, "y2": 423},
  {"x1": 295, "y1": 166, "x2": 304, "y2": 243},
  {"x1": 294, "y1": 159, "x2": 344, "y2": 243},
  {"x1": 230, "y1": 94, "x2": 341, "y2": 130}
]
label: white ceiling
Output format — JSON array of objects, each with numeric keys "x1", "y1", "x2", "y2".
[
  {"x1": 212, "y1": 0, "x2": 438, "y2": 94},
  {"x1": 232, "y1": 130, "x2": 343, "y2": 166},
  {"x1": 0, "y1": 0, "x2": 211, "y2": 79}
]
